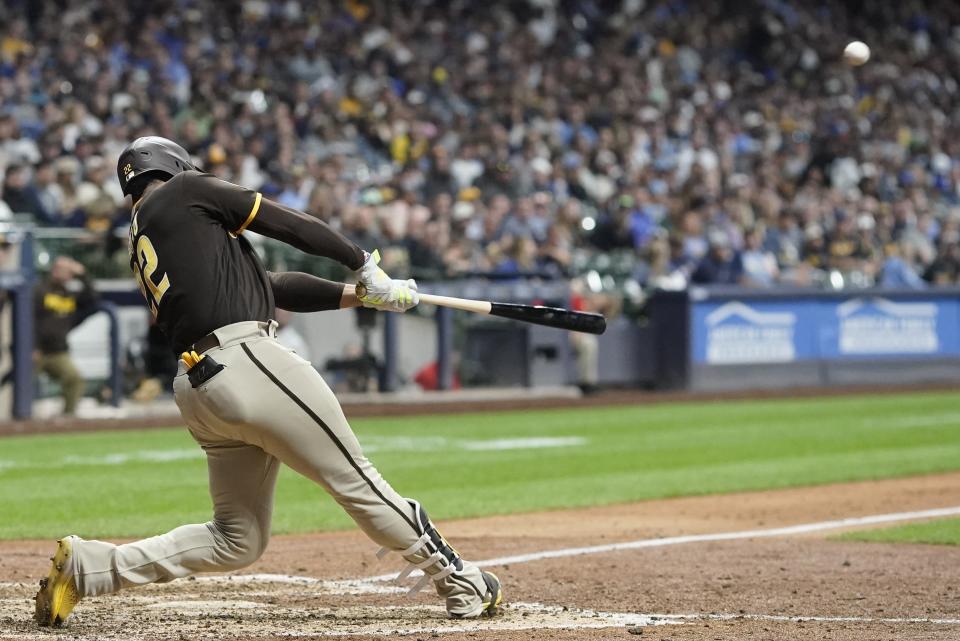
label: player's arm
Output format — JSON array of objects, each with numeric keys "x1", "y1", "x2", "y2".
[
  {"x1": 268, "y1": 271, "x2": 361, "y2": 311},
  {"x1": 190, "y1": 172, "x2": 364, "y2": 269},
  {"x1": 247, "y1": 199, "x2": 365, "y2": 269},
  {"x1": 190, "y1": 173, "x2": 417, "y2": 312}
]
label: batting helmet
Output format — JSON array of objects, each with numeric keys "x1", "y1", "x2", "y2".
[{"x1": 116, "y1": 136, "x2": 195, "y2": 196}]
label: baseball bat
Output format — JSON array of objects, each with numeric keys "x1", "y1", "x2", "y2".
[{"x1": 418, "y1": 293, "x2": 607, "y2": 335}]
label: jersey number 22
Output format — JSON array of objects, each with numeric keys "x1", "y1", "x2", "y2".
[{"x1": 133, "y1": 235, "x2": 170, "y2": 317}]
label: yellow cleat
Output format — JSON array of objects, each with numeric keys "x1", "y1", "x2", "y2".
[
  {"x1": 479, "y1": 571, "x2": 503, "y2": 617},
  {"x1": 34, "y1": 536, "x2": 81, "y2": 627}
]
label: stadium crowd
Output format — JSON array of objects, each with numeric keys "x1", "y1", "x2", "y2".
[{"x1": 3, "y1": 0, "x2": 960, "y2": 296}]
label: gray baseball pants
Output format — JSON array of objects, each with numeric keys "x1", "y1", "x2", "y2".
[{"x1": 65, "y1": 321, "x2": 488, "y2": 617}]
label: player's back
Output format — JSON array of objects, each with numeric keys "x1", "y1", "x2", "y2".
[{"x1": 128, "y1": 171, "x2": 272, "y2": 354}]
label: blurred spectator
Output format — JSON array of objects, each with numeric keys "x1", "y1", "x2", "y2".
[
  {"x1": 406, "y1": 220, "x2": 448, "y2": 279},
  {"x1": 569, "y1": 282, "x2": 620, "y2": 394},
  {"x1": 2, "y1": 0, "x2": 960, "y2": 297},
  {"x1": 691, "y1": 233, "x2": 744, "y2": 285},
  {"x1": 665, "y1": 235, "x2": 695, "y2": 283},
  {"x1": 569, "y1": 283, "x2": 601, "y2": 395},
  {"x1": 802, "y1": 225, "x2": 829, "y2": 272},
  {"x1": 414, "y1": 361, "x2": 462, "y2": 391},
  {"x1": 33, "y1": 162, "x2": 60, "y2": 221},
  {"x1": 924, "y1": 242, "x2": 960, "y2": 285},
  {"x1": 2, "y1": 165, "x2": 52, "y2": 222},
  {"x1": 827, "y1": 214, "x2": 876, "y2": 276},
  {"x1": 52, "y1": 157, "x2": 84, "y2": 226},
  {"x1": 637, "y1": 235, "x2": 688, "y2": 290},
  {"x1": 76, "y1": 156, "x2": 123, "y2": 231},
  {"x1": 740, "y1": 228, "x2": 779, "y2": 287},
  {"x1": 342, "y1": 205, "x2": 386, "y2": 252},
  {"x1": 494, "y1": 236, "x2": 540, "y2": 276},
  {"x1": 34, "y1": 256, "x2": 98, "y2": 415},
  {"x1": 763, "y1": 211, "x2": 803, "y2": 268},
  {"x1": 878, "y1": 243, "x2": 927, "y2": 289},
  {"x1": 0, "y1": 234, "x2": 14, "y2": 269},
  {"x1": 501, "y1": 196, "x2": 549, "y2": 244},
  {"x1": 539, "y1": 225, "x2": 573, "y2": 277}
]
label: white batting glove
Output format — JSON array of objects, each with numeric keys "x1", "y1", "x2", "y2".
[
  {"x1": 357, "y1": 249, "x2": 392, "y2": 299},
  {"x1": 372, "y1": 278, "x2": 419, "y2": 312},
  {"x1": 356, "y1": 250, "x2": 420, "y2": 312}
]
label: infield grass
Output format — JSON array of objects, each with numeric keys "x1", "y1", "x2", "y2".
[
  {"x1": 837, "y1": 518, "x2": 960, "y2": 546},
  {"x1": 1, "y1": 390, "x2": 959, "y2": 539}
]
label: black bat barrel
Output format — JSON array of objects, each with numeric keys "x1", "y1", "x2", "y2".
[{"x1": 489, "y1": 303, "x2": 607, "y2": 335}]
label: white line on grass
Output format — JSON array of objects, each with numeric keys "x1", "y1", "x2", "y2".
[
  {"x1": 459, "y1": 436, "x2": 587, "y2": 450},
  {"x1": 864, "y1": 412, "x2": 960, "y2": 428},
  {"x1": 0, "y1": 436, "x2": 587, "y2": 472}
]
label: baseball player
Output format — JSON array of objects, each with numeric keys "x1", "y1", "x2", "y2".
[{"x1": 34, "y1": 136, "x2": 502, "y2": 626}]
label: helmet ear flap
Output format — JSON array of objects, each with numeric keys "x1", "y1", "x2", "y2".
[
  {"x1": 126, "y1": 174, "x2": 151, "y2": 202},
  {"x1": 127, "y1": 170, "x2": 171, "y2": 201}
]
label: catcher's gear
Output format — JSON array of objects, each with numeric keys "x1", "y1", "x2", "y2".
[
  {"x1": 356, "y1": 250, "x2": 419, "y2": 312},
  {"x1": 117, "y1": 136, "x2": 195, "y2": 196},
  {"x1": 35, "y1": 536, "x2": 82, "y2": 627}
]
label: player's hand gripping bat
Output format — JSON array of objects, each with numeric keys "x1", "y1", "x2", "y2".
[{"x1": 417, "y1": 293, "x2": 606, "y2": 335}]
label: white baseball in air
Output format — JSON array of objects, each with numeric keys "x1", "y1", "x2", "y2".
[{"x1": 843, "y1": 41, "x2": 870, "y2": 66}]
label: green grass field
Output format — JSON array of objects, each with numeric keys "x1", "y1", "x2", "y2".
[
  {"x1": 838, "y1": 518, "x2": 960, "y2": 546},
  {"x1": 1, "y1": 390, "x2": 959, "y2": 540}
]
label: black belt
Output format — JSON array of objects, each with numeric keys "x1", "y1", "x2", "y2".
[
  {"x1": 191, "y1": 332, "x2": 220, "y2": 355},
  {"x1": 189, "y1": 321, "x2": 272, "y2": 355}
]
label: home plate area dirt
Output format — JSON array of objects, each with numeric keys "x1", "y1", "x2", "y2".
[{"x1": 2, "y1": 473, "x2": 960, "y2": 641}]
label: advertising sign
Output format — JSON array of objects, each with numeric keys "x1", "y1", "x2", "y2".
[
  {"x1": 836, "y1": 298, "x2": 939, "y2": 355},
  {"x1": 691, "y1": 294, "x2": 960, "y2": 365},
  {"x1": 701, "y1": 302, "x2": 797, "y2": 364}
]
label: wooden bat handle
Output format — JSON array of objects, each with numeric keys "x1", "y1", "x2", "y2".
[{"x1": 418, "y1": 293, "x2": 492, "y2": 314}]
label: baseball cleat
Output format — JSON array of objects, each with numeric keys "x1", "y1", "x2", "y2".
[
  {"x1": 479, "y1": 571, "x2": 503, "y2": 617},
  {"x1": 451, "y1": 571, "x2": 503, "y2": 618},
  {"x1": 34, "y1": 536, "x2": 81, "y2": 627}
]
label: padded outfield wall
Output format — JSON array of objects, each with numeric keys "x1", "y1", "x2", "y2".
[{"x1": 647, "y1": 287, "x2": 960, "y2": 391}]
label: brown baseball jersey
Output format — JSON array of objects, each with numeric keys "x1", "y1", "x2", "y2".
[{"x1": 128, "y1": 170, "x2": 364, "y2": 353}]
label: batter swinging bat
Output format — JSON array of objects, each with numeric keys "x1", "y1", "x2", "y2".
[{"x1": 418, "y1": 293, "x2": 607, "y2": 335}]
